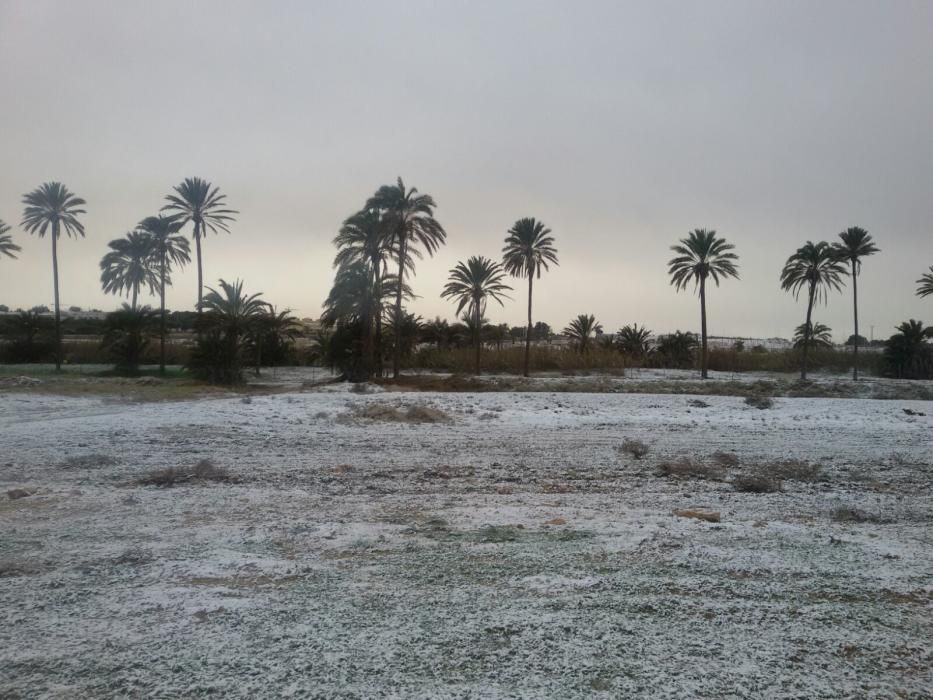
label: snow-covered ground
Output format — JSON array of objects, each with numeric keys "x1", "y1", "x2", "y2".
[{"x1": 1, "y1": 386, "x2": 931, "y2": 698}]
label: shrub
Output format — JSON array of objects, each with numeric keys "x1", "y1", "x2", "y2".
[
  {"x1": 619, "y1": 438, "x2": 650, "y2": 460},
  {"x1": 830, "y1": 506, "x2": 888, "y2": 523},
  {"x1": 656, "y1": 457, "x2": 724, "y2": 480},
  {"x1": 745, "y1": 395, "x2": 774, "y2": 410},
  {"x1": 710, "y1": 451, "x2": 739, "y2": 468},
  {"x1": 139, "y1": 459, "x2": 229, "y2": 486},
  {"x1": 768, "y1": 459, "x2": 823, "y2": 482},
  {"x1": 732, "y1": 473, "x2": 782, "y2": 493}
]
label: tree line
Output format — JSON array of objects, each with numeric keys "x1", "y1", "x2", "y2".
[{"x1": 2, "y1": 177, "x2": 933, "y2": 382}]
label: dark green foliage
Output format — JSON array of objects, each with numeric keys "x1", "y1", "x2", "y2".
[
  {"x1": 655, "y1": 331, "x2": 698, "y2": 368},
  {"x1": 100, "y1": 304, "x2": 158, "y2": 373},
  {"x1": 882, "y1": 320, "x2": 933, "y2": 379}
]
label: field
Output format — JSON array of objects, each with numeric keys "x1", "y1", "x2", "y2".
[{"x1": 1, "y1": 370, "x2": 931, "y2": 698}]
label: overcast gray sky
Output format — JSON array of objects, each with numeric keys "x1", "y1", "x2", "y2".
[{"x1": 1, "y1": 0, "x2": 931, "y2": 340}]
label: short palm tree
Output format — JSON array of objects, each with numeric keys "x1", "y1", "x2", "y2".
[
  {"x1": 617, "y1": 323, "x2": 653, "y2": 357},
  {"x1": 249, "y1": 306, "x2": 300, "y2": 376},
  {"x1": 0, "y1": 220, "x2": 21, "y2": 259},
  {"x1": 833, "y1": 227, "x2": 879, "y2": 380},
  {"x1": 138, "y1": 215, "x2": 191, "y2": 374},
  {"x1": 194, "y1": 279, "x2": 266, "y2": 384},
  {"x1": 563, "y1": 314, "x2": 603, "y2": 353},
  {"x1": 366, "y1": 178, "x2": 447, "y2": 379},
  {"x1": 162, "y1": 177, "x2": 237, "y2": 314},
  {"x1": 668, "y1": 229, "x2": 739, "y2": 379},
  {"x1": 502, "y1": 217, "x2": 559, "y2": 377},
  {"x1": 883, "y1": 319, "x2": 933, "y2": 379},
  {"x1": 793, "y1": 321, "x2": 833, "y2": 349},
  {"x1": 21, "y1": 182, "x2": 87, "y2": 370},
  {"x1": 101, "y1": 304, "x2": 158, "y2": 373},
  {"x1": 780, "y1": 241, "x2": 848, "y2": 380},
  {"x1": 656, "y1": 330, "x2": 699, "y2": 369},
  {"x1": 917, "y1": 267, "x2": 933, "y2": 298},
  {"x1": 441, "y1": 256, "x2": 512, "y2": 374},
  {"x1": 100, "y1": 231, "x2": 158, "y2": 310}
]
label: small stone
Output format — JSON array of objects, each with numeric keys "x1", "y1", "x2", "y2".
[{"x1": 6, "y1": 489, "x2": 31, "y2": 500}]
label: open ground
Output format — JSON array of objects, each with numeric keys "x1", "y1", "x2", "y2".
[{"x1": 1, "y1": 370, "x2": 931, "y2": 698}]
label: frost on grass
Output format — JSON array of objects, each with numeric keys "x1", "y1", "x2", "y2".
[
  {"x1": 710, "y1": 450, "x2": 740, "y2": 468},
  {"x1": 61, "y1": 453, "x2": 118, "y2": 470},
  {"x1": 338, "y1": 401, "x2": 452, "y2": 425}
]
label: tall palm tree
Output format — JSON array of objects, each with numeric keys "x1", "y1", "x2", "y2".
[
  {"x1": 333, "y1": 208, "x2": 412, "y2": 378},
  {"x1": 441, "y1": 256, "x2": 512, "y2": 374},
  {"x1": 366, "y1": 178, "x2": 447, "y2": 379},
  {"x1": 563, "y1": 314, "x2": 603, "y2": 353},
  {"x1": 100, "y1": 231, "x2": 158, "y2": 310},
  {"x1": 780, "y1": 241, "x2": 848, "y2": 380},
  {"x1": 162, "y1": 177, "x2": 237, "y2": 314},
  {"x1": 668, "y1": 229, "x2": 739, "y2": 379},
  {"x1": 21, "y1": 182, "x2": 87, "y2": 371},
  {"x1": 833, "y1": 227, "x2": 880, "y2": 380},
  {"x1": 917, "y1": 267, "x2": 933, "y2": 298},
  {"x1": 0, "y1": 220, "x2": 21, "y2": 259},
  {"x1": 139, "y1": 215, "x2": 191, "y2": 374},
  {"x1": 502, "y1": 217, "x2": 559, "y2": 377},
  {"x1": 883, "y1": 319, "x2": 933, "y2": 379}
]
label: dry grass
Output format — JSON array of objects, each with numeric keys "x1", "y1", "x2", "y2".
[
  {"x1": 656, "y1": 457, "x2": 725, "y2": 480},
  {"x1": 61, "y1": 453, "x2": 118, "y2": 470},
  {"x1": 139, "y1": 459, "x2": 231, "y2": 487},
  {"x1": 831, "y1": 506, "x2": 889, "y2": 524},
  {"x1": 766, "y1": 459, "x2": 824, "y2": 482}
]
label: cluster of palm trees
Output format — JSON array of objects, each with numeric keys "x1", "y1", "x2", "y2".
[
  {"x1": 1, "y1": 178, "x2": 250, "y2": 373},
  {"x1": 3, "y1": 175, "x2": 933, "y2": 381}
]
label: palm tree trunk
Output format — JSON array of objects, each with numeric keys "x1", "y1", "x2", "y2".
[
  {"x1": 699, "y1": 275, "x2": 708, "y2": 379},
  {"x1": 801, "y1": 283, "x2": 816, "y2": 381},
  {"x1": 392, "y1": 237, "x2": 406, "y2": 379},
  {"x1": 51, "y1": 224, "x2": 62, "y2": 372},
  {"x1": 851, "y1": 261, "x2": 860, "y2": 381},
  {"x1": 195, "y1": 221, "x2": 203, "y2": 316},
  {"x1": 159, "y1": 251, "x2": 166, "y2": 375},
  {"x1": 255, "y1": 337, "x2": 262, "y2": 377},
  {"x1": 474, "y1": 302, "x2": 481, "y2": 375},
  {"x1": 524, "y1": 275, "x2": 533, "y2": 377},
  {"x1": 131, "y1": 286, "x2": 138, "y2": 312},
  {"x1": 375, "y1": 260, "x2": 385, "y2": 378}
]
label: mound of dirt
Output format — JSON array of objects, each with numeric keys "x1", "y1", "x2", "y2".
[{"x1": 341, "y1": 402, "x2": 452, "y2": 424}]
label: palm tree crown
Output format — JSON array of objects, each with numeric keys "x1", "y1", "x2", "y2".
[
  {"x1": 100, "y1": 231, "x2": 158, "y2": 309},
  {"x1": 563, "y1": 314, "x2": 603, "y2": 352},
  {"x1": 917, "y1": 267, "x2": 933, "y2": 298},
  {"x1": 502, "y1": 218, "x2": 559, "y2": 279},
  {"x1": 139, "y1": 215, "x2": 191, "y2": 271},
  {"x1": 441, "y1": 256, "x2": 512, "y2": 318},
  {"x1": 668, "y1": 229, "x2": 739, "y2": 291},
  {"x1": 617, "y1": 323, "x2": 653, "y2": 356},
  {"x1": 21, "y1": 182, "x2": 87, "y2": 239},
  {"x1": 0, "y1": 220, "x2": 21, "y2": 259},
  {"x1": 780, "y1": 241, "x2": 848, "y2": 303}
]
